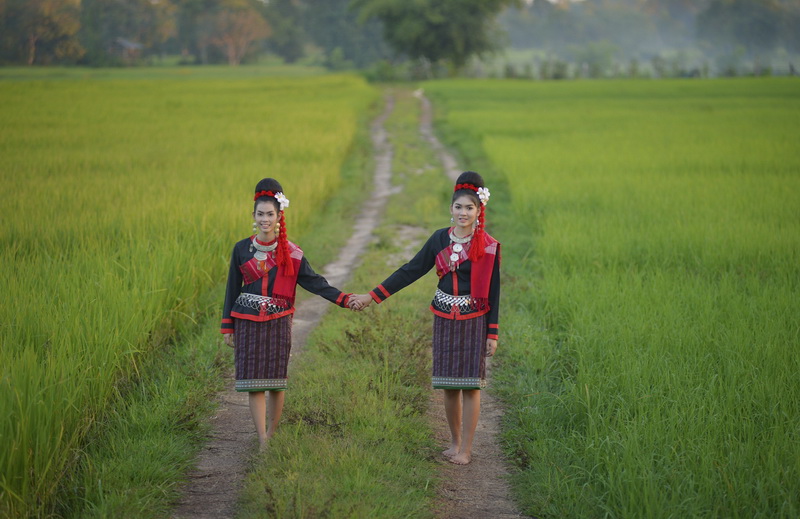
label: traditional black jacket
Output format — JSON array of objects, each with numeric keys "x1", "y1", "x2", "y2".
[
  {"x1": 369, "y1": 228, "x2": 500, "y2": 340},
  {"x1": 221, "y1": 237, "x2": 351, "y2": 334}
]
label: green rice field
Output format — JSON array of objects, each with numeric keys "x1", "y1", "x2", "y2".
[
  {"x1": 3, "y1": 67, "x2": 799, "y2": 518},
  {"x1": 0, "y1": 68, "x2": 376, "y2": 517},
  {"x1": 425, "y1": 78, "x2": 800, "y2": 518}
]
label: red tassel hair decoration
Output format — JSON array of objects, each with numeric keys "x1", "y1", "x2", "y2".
[
  {"x1": 277, "y1": 210, "x2": 295, "y2": 276},
  {"x1": 468, "y1": 204, "x2": 486, "y2": 262}
]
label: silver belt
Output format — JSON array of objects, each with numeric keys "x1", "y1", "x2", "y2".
[
  {"x1": 432, "y1": 289, "x2": 472, "y2": 313},
  {"x1": 235, "y1": 293, "x2": 283, "y2": 313}
]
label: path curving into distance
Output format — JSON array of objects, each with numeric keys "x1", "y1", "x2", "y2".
[
  {"x1": 173, "y1": 91, "x2": 524, "y2": 518},
  {"x1": 171, "y1": 94, "x2": 397, "y2": 519}
]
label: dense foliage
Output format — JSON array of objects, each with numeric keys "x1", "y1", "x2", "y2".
[
  {"x1": 352, "y1": 0, "x2": 519, "y2": 70},
  {"x1": 2, "y1": 0, "x2": 797, "y2": 72},
  {"x1": 0, "y1": 0, "x2": 393, "y2": 67}
]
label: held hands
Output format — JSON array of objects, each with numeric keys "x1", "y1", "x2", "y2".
[{"x1": 347, "y1": 293, "x2": 374, "y2": 312}]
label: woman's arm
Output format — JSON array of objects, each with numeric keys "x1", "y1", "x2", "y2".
[
  {"x1": 296, "y1": 257, "x2": 353, "y2": 308},
  {"x1": 221, "y1": 245, "x2": 243, "y2": 334},
  {"x1": 368, "y1": 230, "x2": 444, "y2": 305},
  {"x1": 486, "y1": 248, "x2": 501, "y2": 340}
]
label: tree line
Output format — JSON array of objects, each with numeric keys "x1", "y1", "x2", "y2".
[
  {"x1": 501, "y1": 0, "x2": 800, "y2": 75},
  {"x1": 2, "y1": 0, "x2": 796, "y2": 73},
  {"x1": 0, "y1": 0, "x2": 378, "y2": 66},
  {"x1": 0, "y1": 0, "x2": 516, "y2": 68}
]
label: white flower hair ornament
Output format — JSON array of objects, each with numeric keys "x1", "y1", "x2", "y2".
[
  {"x1": 477, "y1": 187, "x2": 491, "y2": 206},
  {"x1": 275, "y1": 192, "x2": 290, "y2": 211}
]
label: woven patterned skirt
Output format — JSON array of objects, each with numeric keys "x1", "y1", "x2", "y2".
[
  {"x1": 432, "y1": 314, "x2": 487, "y2": 390},
  {"x1": 234, "y1": 316, "x2": 292, "y2": 392}
]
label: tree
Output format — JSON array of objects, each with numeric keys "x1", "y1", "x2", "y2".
[
  {"x1": 352, "y1": 0, "x2": 520, "y2": 71},
  {"x1": 1, "y1": 0, "x2": 83, "y2": 64},
  {"x1": 262, "y1": 0, "x2": 305, "y2": 63},
  {"x1": 300, "y1": 0, "x2": 392, "y2": 68},
  {"x1": 79, "y1": 0, "x2": 178, "y2": 65},
  {"x1": 697, "y1": 0, "x2": 782, "y2": 56},
  {"x1": 207, "y1": 8, "x2": 270, "y2": 65}
]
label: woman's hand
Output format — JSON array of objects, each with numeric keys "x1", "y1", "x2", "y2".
[
  {"x1": 485, "y1": 338, "x2": 497, "y2": 357},
  {"x1": 347, "y1": 294, "x2": 362, "y2": 311},
  {"x1": 349, "y1": 294, "x2": 374, "y2": 311},
  {"x1": 224, "y1": 333, "x2": 235, "y2": 348}
]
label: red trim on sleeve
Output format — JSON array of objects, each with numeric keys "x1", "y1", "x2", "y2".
[
  {"x1": 487, "y1": 334, "x2": 498, "y2": 340},
  {"x1": 222, "y1": 318, "x2": 233, "y2": 324},
  {"x1": 488, "y1": 323, "x2": 498, "y2": 329},
  {"x1": 335, "y1": 293, "x2": 345, "y2": 305},
  {"x1": 369, "y1": 291, "x2": 382, "y2": 304},
  {"x1": 221, "y1": 328, "x2": 234, "y2": 334},
  {"x1": 377, "y1": 284, "x2": 390, "y2": 298}
]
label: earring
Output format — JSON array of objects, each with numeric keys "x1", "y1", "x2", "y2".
[
  {"x1": 252, "y1": 222, "x2": 257, "y2": 233},
  {"x1": 450, "y1": 216, "x2": 454, "y2": 224},
  {"x1": 275, "y1": 222, "x2": 281, "y2": 233}
]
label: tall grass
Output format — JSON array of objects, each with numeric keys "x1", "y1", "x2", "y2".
[
  {"x1": 0, "y1": 71, "x2": 376, "y2": 517},
  {"x1": 425, "y1": 78, "x2": 800, "y2": 517}
]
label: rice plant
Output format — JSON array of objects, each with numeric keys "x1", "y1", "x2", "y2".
[
  {"x1": 425, "y1": 78, "x2": 800, "y2": 518},
  {"x1": 0, "y1": 70, "x2": 376, "y2": 517}
]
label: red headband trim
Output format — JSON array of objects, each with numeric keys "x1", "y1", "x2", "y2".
[
  {"x1": 454, "y1": 183, "x2": 479, "y2": 193},
  {"x1": 254, "y1": 190, "x2": 275, "y2": 201}
]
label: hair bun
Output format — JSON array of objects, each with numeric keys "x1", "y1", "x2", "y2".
[
  {"x1": 255, "y1": 178, "x2": 284, "y2": 196},
  {"x1": 455, "y1": 171, "x2": 484, "y2": 189}
]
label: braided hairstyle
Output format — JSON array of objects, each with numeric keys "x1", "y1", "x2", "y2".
[
  {"x1": 452, "y1": 171, "x2": 486, "y2": 262},
  {"x1": 253, "y1": 178, "x2": 295, "y2": 276}
]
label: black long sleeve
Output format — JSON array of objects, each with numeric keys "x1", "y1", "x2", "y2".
[
  {"x1": 296, "y1": 257, "x2": 352, "y2": 307},
  {"x1": 368, "y1": 228, "x2": 501, "y2": 339}
]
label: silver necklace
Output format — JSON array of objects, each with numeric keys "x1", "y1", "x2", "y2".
[
  {"x1": 251, "y1": 236, "x2": 277, "y2": 261},
  {"x1": 449, "y1": 230, "x2": 472, "y2": 244},
  {"x1": 448, "y1": 231, "x2": 472, "y2": 266}
]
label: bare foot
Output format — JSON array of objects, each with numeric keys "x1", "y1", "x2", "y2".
[
  {"x1": 442, "y1": 444, "x2": 459, "y2": 458},
  {"x1": 449, "y1": 452, "x2": 471, "y2": 465}
]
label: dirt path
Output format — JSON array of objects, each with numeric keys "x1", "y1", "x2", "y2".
[
  {"x1": 418, "y1": 92, "x2": 526, "y2": 519},
  {"x1": 172, "y1": 91, "x2": 523, "y2": 518},
  {"x1": 171, "y1": 95, "x2": 397, "y2": 519}
]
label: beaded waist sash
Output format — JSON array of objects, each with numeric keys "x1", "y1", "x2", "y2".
[
  {"x1": 235, "y1": 293, "x2": 284, "y2": 314},
  {"x1": 432, "y1": 289, "x2": 472, "y2": 313}
]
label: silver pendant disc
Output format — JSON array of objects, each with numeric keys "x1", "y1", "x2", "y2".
[
  {"x1": 450, "y1": 253, "x2": 459, "y2": 262},
  {"x1": 254, "y1": 251, "x2": 268, "y2": 261},
  {"x1": 452, "y1": 243, "x2": 463, "y2": 253}
]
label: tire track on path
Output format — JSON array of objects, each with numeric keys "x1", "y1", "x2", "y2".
[
  {"x1": 171, "y1": 94, "x2": 396, "y2": 519},
  {"x1": 418, "y1": 92, "x2": 526, "y2": 519}
]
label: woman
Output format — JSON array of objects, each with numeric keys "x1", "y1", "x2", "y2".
[
  {"x1": 352, "y1": 171, "x2": 500, "y2": 465},
  {"x1": 221, "y1": 178, "x2": 359, "y2": 447}
]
